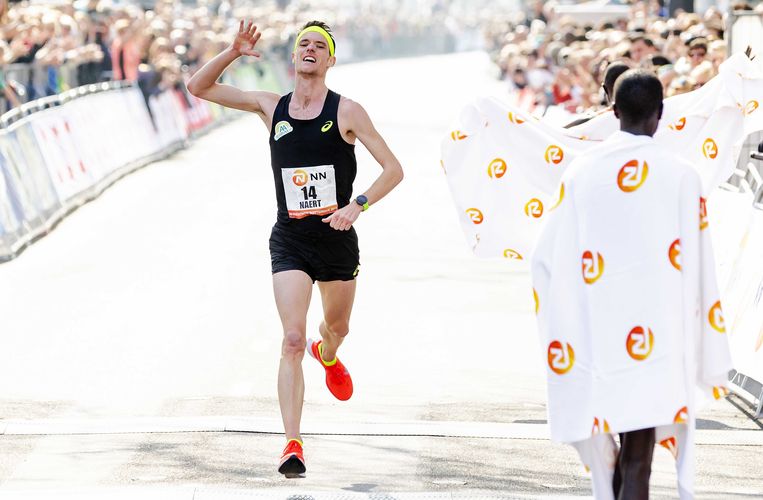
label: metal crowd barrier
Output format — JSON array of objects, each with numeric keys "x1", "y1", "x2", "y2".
[{"x1": 0, "y1": 57, "x2": 289, "y2": 263}]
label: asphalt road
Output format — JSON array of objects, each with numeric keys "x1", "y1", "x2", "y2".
[{"x1": 0, "y1": 52, "x2": 760, "y2": 499}]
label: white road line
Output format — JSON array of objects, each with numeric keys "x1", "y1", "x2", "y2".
[
  {"x1": 1, "y1": 417, "x2": 761, "y2": 445},
  {"x1": 0, "y1": 486, "x2": 591, "y2": 500}
]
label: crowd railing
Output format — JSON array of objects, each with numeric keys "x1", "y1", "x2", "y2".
[{"x1": 0, "y1": 57, "x2": 290, "y2": 263}]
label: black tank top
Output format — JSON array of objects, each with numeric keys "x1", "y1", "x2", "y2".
[{"x1": 269, "y1": 89, "x2": 357, "y2": 233}]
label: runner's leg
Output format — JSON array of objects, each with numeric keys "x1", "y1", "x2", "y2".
[
  {"x1": 615, "y1": 427, "x2": 655, "y2": 500},
  {"x1": 317, "y1": 279, "x2": 357, "y2": 361},
  {"x1": 274, "y1": 270, "x2": 313, "y2": 440}
]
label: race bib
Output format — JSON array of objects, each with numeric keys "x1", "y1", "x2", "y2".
[{"x1": 281, "y1": 165, "x2": 338, "y2": 219}]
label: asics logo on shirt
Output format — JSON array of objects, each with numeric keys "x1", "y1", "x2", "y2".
[{"x1": 321, "y1": 120, "x2": 334, "y2": 132}]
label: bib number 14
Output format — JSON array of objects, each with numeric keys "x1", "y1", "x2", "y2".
[
  {"x1": 282, "y1": 165, "x2": 338, "y2": 219},
  {"x1": 301, "y1": 185, "x2": 317, "y2": 200}
]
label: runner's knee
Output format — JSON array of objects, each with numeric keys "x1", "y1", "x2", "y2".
[
  {"x1": 325, "y1": 320, "x2": 350, "y2": 338},
  {"x1": 282, "y1": 329, "x2": 307, "y2": 356}
]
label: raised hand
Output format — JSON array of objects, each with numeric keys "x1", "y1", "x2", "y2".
[{"x1": 232, "y1": 20, "x2": 262, "y2": 58}]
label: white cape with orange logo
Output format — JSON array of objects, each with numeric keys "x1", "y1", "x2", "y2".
[
  {"x1": 439, "y1": 53, "x2": 763, "y2": 260},
  {"x1": 530, "y1": 131, "x2": 733, "y2": 499}
]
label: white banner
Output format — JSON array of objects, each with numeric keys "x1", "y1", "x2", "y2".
[{"x1": 441, "y1": 53, "x2": 763, "y2": 260}]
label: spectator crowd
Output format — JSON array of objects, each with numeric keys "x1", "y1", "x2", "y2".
[
  {"x1": 0, "y1": 0, "x2": 475, "y2": 116},
  {"x1": 484, "y1": 0, "x2": 763, "y2": 115},
  {"x1": 2, "y1": 0, "x2": 762, "y2": 118}
]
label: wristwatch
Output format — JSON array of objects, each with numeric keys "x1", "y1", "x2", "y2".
[{"x1": 355, "y1": 194, "x2": 369, "y2": 211}]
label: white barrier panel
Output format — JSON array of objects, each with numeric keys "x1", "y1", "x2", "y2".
[
  {"x1": 29, "y1": 111, "x2": 95, "y2": 202},
  {"x1": 0, "y1": 60, "x2": 290, "y2": 262},
  {"x1": 148, "y1": 90, "x2": 189, "y2": 149},
  {"x1": 723, "y1": 207, "x2": 763, "y2": 385}
]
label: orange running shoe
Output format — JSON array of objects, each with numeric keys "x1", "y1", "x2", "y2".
[
  {"x1": 306, "y1": 338, "x2": 353, "y2": 401},
  {"x1": 278, "y1": 438, "x2": 306, "y2": 477}
]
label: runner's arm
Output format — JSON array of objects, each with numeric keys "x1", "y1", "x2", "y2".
[
  {"x1": 186, "y1": 21, "x2": 279, "y2": 121},
  {"x1": 343, "y1": 100, "x2": 404, "y2": 206},
  {"x1": 322, "y1": 100, "x2": 403, "y2": 230}
]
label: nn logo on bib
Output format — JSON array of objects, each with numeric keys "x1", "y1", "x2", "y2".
[{"x1": 274, "y1": 121, "x2": 293, "y2": 141}]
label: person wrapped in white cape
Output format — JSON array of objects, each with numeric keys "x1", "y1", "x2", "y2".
[
  {"x1": 440, "y1": 53, "x2": 763, "y2": 259},
  {"x1": 530, "y1": 72, "x2": 733, "y2": 499}
]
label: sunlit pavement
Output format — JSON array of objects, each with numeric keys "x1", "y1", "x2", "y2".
[{"x1": 0, "y1": 52, "x2": 760, "y2": 499}]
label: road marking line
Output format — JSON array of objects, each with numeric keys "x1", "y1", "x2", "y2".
[{"x1": 1, "y1": 417, "x2": 761, "y2": 445}]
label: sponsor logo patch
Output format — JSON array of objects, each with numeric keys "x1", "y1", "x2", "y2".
[{"x1": 274, "y1": 120, "x2": 294, "y2": 141}]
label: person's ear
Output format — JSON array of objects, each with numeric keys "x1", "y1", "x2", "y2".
[
  {"x1": 612, "y1": 103, "x2": 620, "y2": 119},
  {"x1": 657, "y1": 102, "x2": 663, "y2": 120}
]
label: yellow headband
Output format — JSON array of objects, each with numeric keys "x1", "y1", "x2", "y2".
[{"x1": 294, "y1": 26, "x2": 335, "y2": 57}]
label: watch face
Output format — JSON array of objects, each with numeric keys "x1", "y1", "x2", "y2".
[{"x1": 356, "y1": 195, "x2": 368, "y2": 205}]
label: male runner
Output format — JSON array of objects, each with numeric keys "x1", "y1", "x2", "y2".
[
  {"x1": 187, "y1": 20, "x2": 403, "y2": 477},
  {"x1": 531, "y1": 70, "x2": 731, "y2": 498}
]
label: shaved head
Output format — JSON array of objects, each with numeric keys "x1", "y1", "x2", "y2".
[{"x1": 613, "y1": 69, "x2": 663, "y2": 130}]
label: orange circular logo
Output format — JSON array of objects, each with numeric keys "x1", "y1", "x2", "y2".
[
  {"x1": 712, "y1": 386, "x2": 729, "y2": 400},
  {"x1": 487, "y1": 158, "x2": 507, "y2": 179},
  {"x1": 617, "y1": 159, "x2": 649, "y2": 192},
  {"x1": 550, "y1": 183, "x2": 565, "y2": 211},
  {"x1": 450, "y1": 130, "x2": 467, "y2": 141},
  {"x1": 702, "y1": 138, "x2": 718, "y2": 159},
  {"x1": 591, "y1": 417, "x2": 611, "y2": 435},
  {"x1": 669, "y1": 117, "x2": 686, "y2": 131},
  {"x1": 508, "y1": 112, "x2": 526, "y2": 124},
  {"x1": 524, "y1": 198, "x2": 544, "y2": 218},
  {"x1": 745, "y1": 100, "x2": 759, "y2": 115},
  {"x1": 669, "y1": 238, "x2": 681, "y2": 271},
  {"x1": 465, "y1": 208, "x2": 484, "y2": 225},
  {"x1": 503, "y1": 249, "x2": 523, "y2": 260},
  {"x1": 700, "y1": 197, "x2": 708, "y2": 230},
  {"x1": 533, "y1": 288, "x2": 539, "y2": 314},
  {"x1": 292, "y1": 169, "x2": 308, "y2": 186},
  {"x1": 660, "y1": 437, "x2": 678, "y2": 459},
  {"x1": 674, "y1": 406, "x2": 688, "y2": 424},
  {"x1": 709, "y1": 301, "x2": 725, "y2": 333},
  {"x1": 544, "y1": 145, "x2": 564, "y2": 165},
  {"x1": 547, "y1": 340, "x2": 575, "y2": 375},
  {"x1": 582, "y1": 251, "x2": 604, "y2": 284},
  {"x1": 626, "y1": 326, "x2": 654, "y2": 361}
]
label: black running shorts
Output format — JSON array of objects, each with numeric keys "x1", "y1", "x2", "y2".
[{"x1": 269, "y1": 223, "x2": 360, "y2": 282}]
